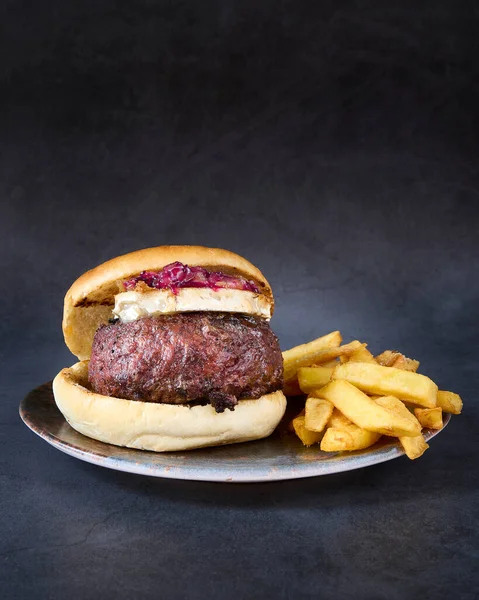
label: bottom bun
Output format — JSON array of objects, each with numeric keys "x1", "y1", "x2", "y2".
[{"x1": 52, "y1": 361, "x2": 287, "y2": 452}]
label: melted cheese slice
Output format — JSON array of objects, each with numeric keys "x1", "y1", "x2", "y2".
[{"x1": 113, "y1": 288, "x2": 272, "y2": 323}]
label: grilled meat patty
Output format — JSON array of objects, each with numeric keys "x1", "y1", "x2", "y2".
[{"x1": 88, "y1": 312, "x2": 283, "y2": 412}]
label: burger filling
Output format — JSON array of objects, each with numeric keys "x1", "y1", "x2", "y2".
[
  {"x1": 124, "y1": 261, "x2": 260, "y2": 294},
  {"x1": 113, "y1": 288, "x2": 272, "y2": 323},
  {"x1": 88, "y1": 312, "x2": 283, "y2": 413}
]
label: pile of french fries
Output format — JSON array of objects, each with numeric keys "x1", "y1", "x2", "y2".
[{"x1": 284, "y1": 331, "x2": 463, "y2": 460}]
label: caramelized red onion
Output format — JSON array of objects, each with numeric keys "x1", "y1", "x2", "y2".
[{"x1": 123, "y1": 262, "x2": 260, "y2": 294}]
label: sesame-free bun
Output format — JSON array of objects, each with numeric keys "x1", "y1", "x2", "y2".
[
  {"x1": 63, "y1": 245, "x2": 274, "y2": 360},
  {"x1": 52, "y1": 362, "x2": 287, "y2": 452}
]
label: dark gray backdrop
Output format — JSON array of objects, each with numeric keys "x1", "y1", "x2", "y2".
[{"x1": 1, "y1": 2, "x2": 478, "y2": 599}]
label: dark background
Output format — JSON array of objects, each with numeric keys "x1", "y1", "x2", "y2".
[{"x1": 1, "y1": 1, "x2": 478, "y2": 598}]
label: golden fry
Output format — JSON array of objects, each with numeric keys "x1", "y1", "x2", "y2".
[
  {"x1": 414, "y1": 407, "x2": 443, "y2": 430},
  {"x1": 391, "y1": 355, "x2": 420, "y2": 372},
  {"x1": 321, "y1": 426, "x2": 381, "y2": 452},
  {"x1": 436, "y1": 390, "x2": 463, "y2": 415},
  {"x1": 329, "y1": 408, "x2": 353, "y2": 429},
  {"x1": 292, "y1": 415, "x2": 323, "y2": 446},
  {"x1": 288, "y1": 408, "x2": 306, "y2": 431},
  {"x1": 314, "y1": 359, "x2": 339, "y2": 368},
  {"x1": 374, "y1": 395, "x2": 422, "y2": 436},
  {"x1": 347, "y1": 344, "x2": 377, "y2": 364},
  {"x1": 317, "y1": 380, "x2": 421, "y2": 437},
  {"x1": 375, "y1": 350, "x2": 402, "y2": 367},
  {"x1": 307, "y1": 340, "x2": 363, "y2": 365},
  {"x1": 287, "y1": 331, "x2": 461, "y2": 460},
  {"x1": 283, "y1": 331, "x2": 342, "y2": 382},
  {"x1": 375, "y1": 350, "x2": 419, "y2": 372},
  {"x1": 332, "y1": 362, "x2": 437, "y2": 408},
  {"x1": 298, "y1": 367, "x2": 334, "y2": 394},
  {"x1": 321, "y1": 410, "x2": 381, "y2": 451},
  {"x1": 304, "y1": 397, "x2": 333, "y2": 433},
  {"x1": 399, "y1": 434, "x2": 429, "y2": 460}
]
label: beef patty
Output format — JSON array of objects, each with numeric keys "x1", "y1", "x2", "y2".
[{"x1": 88, "y1": 312, "x2": 283, "y2": 412}]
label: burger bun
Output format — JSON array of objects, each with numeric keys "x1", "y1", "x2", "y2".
[
  {"x1": 53, "y1": 361, "x2": 287, "y2": 452},
  {"x1": 63, "y1": 245, "x2": 274, "y2": 360}
]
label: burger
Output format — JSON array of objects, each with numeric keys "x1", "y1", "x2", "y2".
[{"x1": 53, "y1": 245, "x2": 286, "y2": 451}]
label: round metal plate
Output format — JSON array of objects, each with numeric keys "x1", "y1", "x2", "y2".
[{"x1": 20, "y1": 382, "x2": 450, "y2": 483}]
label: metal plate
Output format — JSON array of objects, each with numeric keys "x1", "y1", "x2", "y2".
[{"x1": 20, "y1": 382, "x2": 450, "y2": 483}]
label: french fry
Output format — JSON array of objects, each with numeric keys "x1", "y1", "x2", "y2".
[
  {"x1": 391, "y1": 355, "x2": 420, "y2": 372},
  {"x1": 328, "y1": 408, "x2": 353, "y2": 429},
  {"x1": 321, "y1": 428, "x2": 353, "y2": 451},
  {"x1": 287, "y1": 331, "x2": 461, "y2": 461},
  {"x1": 436, "y1": 390, "x2": 463, "y2": 415},
  {"x1": 317, "y1": 380, "x2": 421, "y2": 437},
  {"x1": 304, "y1": 397, "x2": 333, "y2": 433},
  {"x1": 307, "y1": 340, "x2": 363, "y2": 365},
  {"x1": 320, "y1": 409, "x2": 381, "y2": 451},
  {"x1": 375, "y1": 350, "x2": 419, "y2": 372},
  {"x1": 332, "y1": 362, "x2": 437, "y2": 408},
  {"x1": 374, "y1": 395, "x2": 422, "y2": 436},
  {"x1": 314, "y1": 359, "x2": 339, "y2": 368},
  {"x1": 288, "y1": 409, "x2": 305, "y2": 431},
  {"x1": 370, "y1": 396, "x2": 430, "y2": 459},
  {"x1": 347, "y1": 344, "x2": 377, "y2": 364},
  {"x1": 414, "y1": 407, "x2": 443, "y2": 430},
  {"x1": 283, "y1": 331, "x2": 342, "y2": 383},
  {"x1": 399, "y1": 434, "x2": 429, "y2": 460},
  {"x1": 292, "y1": 415, "x2": 323, "y2": 446},
  {"x1": 375, "y1": 350, "x2": 402, "y2": 367},
  {"x1": 298, "y1": 367, "x2": 334, "y2": 394},
  {"x1": 321, "y1": 426, "x2": 381, "y2": 452}
]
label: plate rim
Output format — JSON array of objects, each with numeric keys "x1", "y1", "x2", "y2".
[{"x1": 20, "y1": 382, "x2": 450, "y2": 483}]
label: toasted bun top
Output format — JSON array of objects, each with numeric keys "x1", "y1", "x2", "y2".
[{"x1": 62, "y1": 245, "x2": 274, "y2": 360}]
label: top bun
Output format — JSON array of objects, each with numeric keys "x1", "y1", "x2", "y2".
[{"x1": 63, "y1": 245, "x2": 274, "y2": 360}]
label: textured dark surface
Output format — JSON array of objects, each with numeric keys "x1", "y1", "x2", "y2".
[{"x1": 1, "y1": 1, "x2": 479, "y2": 599}]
